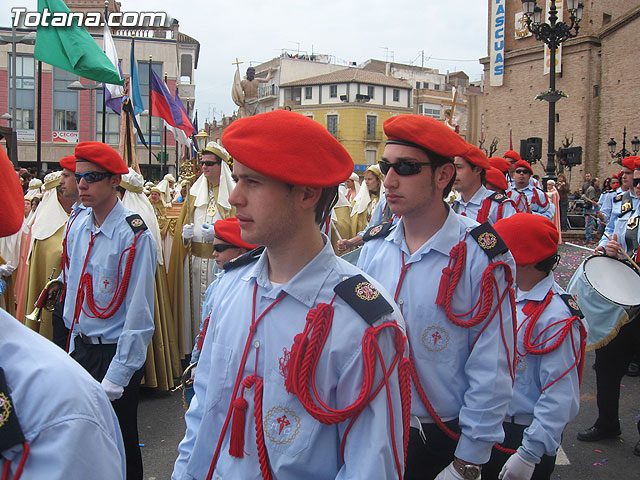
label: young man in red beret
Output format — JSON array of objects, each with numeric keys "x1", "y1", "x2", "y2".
[
  {"x1": 486, "y1": 167, "x2": 510, "y2": 194},
  {"x1": 172, "y1": 110, "x2": 408, "y2": 480},
  {"x1": 0, "y1": 144, "x2": 127, "y2": 479},
  {"x1": 484, "y1": 213, "x2": 586, "y2": 480},
  {"x1": 452, "y1": 144, "x2": 517, "y2": 224},
  {"x1": 357, "y1": 114, "x2": 516, "y2": 480},
  {"x1": 508, "y1": 160, "x2": 555, "y2": 220},
  {"x1": 63, "y1": 141, "x2": 157, "y2": 480}
]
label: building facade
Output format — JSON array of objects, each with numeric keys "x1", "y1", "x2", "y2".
[
  {"x1": 480, "y1": 0, "x2": 640, "y2": 188},
  {"x1": 0, "y1": 0, "x2": 199, "y2": 180}
]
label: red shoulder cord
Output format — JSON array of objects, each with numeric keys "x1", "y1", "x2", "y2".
[
  {"x1": 283, "y1": 298, "x2": 410, "y2": 479},
  {"x1": 532, "y1": 188, "x2": 549, "y2": 208},
  {"x1": 65, "y1": 230, "x2": 145, "y2": 352},
  {"x1": 475, "y1": 197, "x2": 493, "y2": 224},
  {"x1": 1, "y1": 443, "x2": 30, "y2": 480},
  {"x1": 513, "y1": 191, "x2": 530, "y2": 213},
  {"x1": 59, "y1": 209, "x2": 81, "y2": 297},
  {"x1": 519, "y1": 291, "x2": 588, "y2": 390},
  {"x1": 396, "y1": 244, "x2": 519, "y2": 455},
  {"x1": 497, "y1": 199, "x2": 518, "y2": 221}
]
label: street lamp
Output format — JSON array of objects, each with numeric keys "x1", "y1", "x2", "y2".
[
  {"x1": 521, "y1": 0, "x2": 583, "y2": 188},
  {"x1": 67, "y1": 81, "x2": 103, "y2": 142},
  {"x1": 607, "y1": 127, "x2": 640, "y2": 163},
  {"x1": 0, "y1": 113, "x2": 12, "y2": 127}
]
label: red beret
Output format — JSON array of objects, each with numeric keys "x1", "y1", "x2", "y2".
[
  {"x1": 486, "y1": 167, "x2": 508, "y2": 191},
  {"x1": 222, "y1": 110, "x2": 353, "y2": 187},
  {"x1": 383, "y1": 114, "x2": 470, "y2": 159},
  {"x1": 214, "y1": 217, "x2": 258, "y2": 250},
  {"x1": 75, "y1": 141, "x2": 128, "y2": 174},
  {"x1": 460, "y1": 144, "x2": 490, "y2": 170},
  {"x1": 489, "y1": 156, "x2": 511, "y2": 174},
  {"x1": 0, "y1": 145, "x2": 25, "y2": 237},
  {"x1": 513, "y1": 159, "x2": 534, "y2": 175},
  {"x1": 494, "y1": 213, "x2": 558, "y2": 266},
  {"x1": 59, "y1": 155, "x2": 76, "y2": 171},
  {"x1": 504, "y1": 150, "x2": 522, "y2": 163},
  {"x1": 622, "y1": 156, "x2": 640, "y2": 171}
]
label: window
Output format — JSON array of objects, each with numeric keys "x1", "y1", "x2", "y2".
[
  {"x1": 329, "y1": 85, "x2": 338, "y2": 98},
  {"x1": 415, "y1": 81, "x2": 420, "y2": 89},
  {"x1": 366, "y1": 115, "x2": 377, "y2": 137},
  {"x1": 419, "y1": 103, "x2": 441, "y2": 119},
  {"x1": 392, "y1": 89, "x2": 400, "y2": 102},
  {"x1": 137, "y1": 61, "x2": 163, "y2": 145},
  {"x1": 305, "y1": 87, "x2": 313, "y2": 100},
  {"x1": 593, "y1": 85, "x2": 599, "y2": 97},
  {"x1": 367, "y1": 86, "x2": 375, "y2": 99},
  {"x1": 327, "y1": 115, "x2": 338, "y2": 136},
  {"x1": 293, "y1": 87, "x2": 302, "y2": 105},
  {"x1": 8, "y1": 55, "x2": 35, "y2": 130},
  {"x1": 365, "y1": 149, "x2": 377, "y2": 166},
  {"x1": 53, "y1": 67, "x2": 78, "y2": 131},
  {"x1": 423, "y1": 82, "x2": 429, "y2": 89},
  {"x1": 434, "y1": 84, "x2": 440, "y2": 91},
  {"x1": 96, "y1": 89, "x2": 120, "y2": 144}
]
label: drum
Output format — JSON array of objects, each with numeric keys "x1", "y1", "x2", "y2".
[{"x1": 568, "y1": 255, "x2": 640, "y2": 350}]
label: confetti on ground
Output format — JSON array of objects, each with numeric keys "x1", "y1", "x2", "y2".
[
  {"x1": 139, "y1": 443, "x2": 145, "y2": 447},
  {"x1": 593, "y1": 462, "x2": 603, "y2": 466},
  {"x1": 594, "y1": 449, "x2": 602, "y2": 453}
]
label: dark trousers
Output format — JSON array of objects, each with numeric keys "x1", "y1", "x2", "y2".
[
  {"x1": 51, "y1": 293, "x2": 69, "y2": 350},
  {"x1": 405, "y1": 419, "x2": 460, "y2": 480},
  {"x1": 483, "y1": 422, "x2": 556, "y2": 480},
  {"x1": 594, "y1": 312, "x2": 640, "y2": 431},
  {"x1": 559, "y1": 201, "x2": 569, "y2": 231},
  {"x1": 71, "y1": 338, "x2": 145, "y2": 480}
]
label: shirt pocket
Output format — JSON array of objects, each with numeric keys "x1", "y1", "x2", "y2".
[
  {"x1": 91, "y1": 265, "x2": 119, "y2": 308},
  {"x1": 411, "y1": 305, "x2": 466, "y2": 366},
  {"x1": 202, "y1": 342, "x2": 233, "y2": 412},
  {"x1": 262, "y1": 367, "x2": 319, "y2": 458}
]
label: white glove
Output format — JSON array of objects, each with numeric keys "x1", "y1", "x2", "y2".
[
  {"x1": 182, "y1": 223, "x2": 195, "y2": 240},
  {"x1": 499, "y1": 452, "x2": 535, "y2": 480},
  {"x1": 200, "y1": 223, "x2": 216, "y2": 242},
  {"x1": 0, "y1": 264, "x2": 16, "y2": 277},
  {"x1": 435, "y1": 463, "x2": 467, "y2": 480},
  {"x1": 100, "y1": 378, "x2": 124, "y2": 402}
]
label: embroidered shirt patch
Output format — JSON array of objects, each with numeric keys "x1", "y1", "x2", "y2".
[
  {"x1": 98, "y1": 275, "x2": 115, "y2": 294},
  {"x1": 422, "y1": 326, "x2": 450, "y2": 352},
  {"x1": 515, "y1": 355, "x2": 527, "y2": 373},
  {"x1": 265, "y1": 406, "x2": 300, "y2": 445},
  {"x1": 355, "y1": 281, "x2": 380, "y2": 301}
]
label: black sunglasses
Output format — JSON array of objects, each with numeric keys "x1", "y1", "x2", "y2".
[
  {"x1": 514, "y1": 169, "x2": 530, "y2": 175},
  {"x1": 633, "y1": 178, "x2": 640, "y2": 187},
  {"x1": 378, "y1": 159, "x2": 432, "y2": 176},
  {"x1": 213, "y1": 243, "x2": 237, "y2": 252},
  {"x1": 75, "y1": 171, "x2": 112, "y2": 184},
  {"x1": 200, "y1": 160, "x2": 221, "y2": 167}
]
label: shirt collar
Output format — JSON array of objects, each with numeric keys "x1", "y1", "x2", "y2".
[
  {"x1": 388, "y1": 206, "x2": 462, "y2": 260},
  {"x1": 89, "y1": 198, "x2": 124, "y2": 239},
  {"x1": 516, "y1": 272, "x2": 555, "y2": 302},
  {"x1": 456, "y1": 185, "x2": 487, "y2": 207},
  {"x1": 243, "y1": 234, "x2": 335, "y2": 308}
]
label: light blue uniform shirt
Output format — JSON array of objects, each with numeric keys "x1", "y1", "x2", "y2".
[
  {"x1": 511, "y1": 274, "x2": 586, "y2": 464},
  {"x1": 599, "y1": 190, "x2": 640, "y2": 248},
  {"x1": 190, "y1": 274, "x2": 222, "y2": 364},
  {"x1": 510, "y1": 185, "x2": 555, "y2": 219},
  {"x1": 63, "y1": 199, "x2": 157, "y2": 386},
  {"x1": 598, "y1": 188, "x2": 619, "y2": 222},
  {"x1": 357, "y1": 208, "x2": 516, "y2": 464},
  {"x1": 452, "y1": 185, "x2": 518, "y2": 224},
  {"x1": 173, "y1": 238, "x2": 407, "y2": 480},
  {"x1": 0, "y1": 308, "x2": 126, "y2": 479},
  {"x1": 58, "y1": 202, "x2": 89, "y2": 294}
]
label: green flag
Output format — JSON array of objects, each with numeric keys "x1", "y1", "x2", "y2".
[{"x1": 34, "y1": 0, "x2": 123, "y2": 85}]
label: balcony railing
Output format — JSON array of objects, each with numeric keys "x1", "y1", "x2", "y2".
[{"x1": 258, "y1": 84, "x2": 279, "y2": 99}]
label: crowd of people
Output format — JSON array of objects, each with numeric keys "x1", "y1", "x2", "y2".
[{"x1": 1, "y1": 110, "x2": 638, "y2": 480}]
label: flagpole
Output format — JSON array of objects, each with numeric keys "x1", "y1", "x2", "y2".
[
  {"x1": 148, "y1": 55, "x2": 152, "y2": 176},
  {"x1": 37, "y1": 61, "x2": 42, "y2": 176},
  {"x1": 102, "y1": 1, "x2": 108, "y2": 143},
  {"x1": 163, "y1": 72, "x2": 168, "y2": 178}
]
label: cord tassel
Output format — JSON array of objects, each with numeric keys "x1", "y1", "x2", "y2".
[
  {"x1": 435, "y1": 267, "x2": 452, "y2": 307},
  {"x1": 229, "y1": 396, "x2": 248, "y2": 458}
]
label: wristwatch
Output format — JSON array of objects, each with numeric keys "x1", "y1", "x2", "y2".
[{"x1": 452, "y1": 458, "x2": 481, "y2": 480}]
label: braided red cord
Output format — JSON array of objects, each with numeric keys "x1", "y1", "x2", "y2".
[
  {"x1": 250, "y1": 377, "x2": 273, "y2": 480},
  {"x1": 2, "y1": 459, "x2": 10, "y2": 480},
  {"x1": 476, "y1": 197, "x2": 492, "y2": 224},
  {"x1": 398, "y1": 357, "x2": 412, "y2": 466},
  {"x1": 1, "y1": 442, "x2": 29, "y2": 480},
  {"x1": 533, "y1": 188, "x2": 549, "y2": 207}
]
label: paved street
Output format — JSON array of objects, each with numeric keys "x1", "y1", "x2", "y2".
[{"x1": 138, "y1": 242, "x2": 640, "y2": 479}]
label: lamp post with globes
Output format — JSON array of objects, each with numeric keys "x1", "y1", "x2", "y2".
[
  {"x1": 607, "y1": 127, "x2": 640, "y2": 163},
  {"x1": 521, "y1": 0, "x2": 583, "y2": 188},
  {"x1": 67, "y1": 81, "x2": 103, "y2": 142}
]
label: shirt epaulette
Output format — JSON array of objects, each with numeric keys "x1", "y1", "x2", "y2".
[
  {"x1": 362, "y1": 222, "x2": 394, "y2": 242},
  {"x1": 489, "y1": 192, "x2": 508, "y2": 203},
  {"x1": 333, "y1": 274, "x2": 394, "y2": 326},
  {"x1": 223, "y1": 246, "x2": 265, "y2": 271},
  {"x1": 0, "y1": 367, "x2": 26, "y2": 452},
  {"x1": 126, "y1": 214, "x2": 147, "y2": 233},
  {"x1": 560, "y1": 294, "x2": 584, "y2": 319},
  {"x1": 613, "y1": 194, "x2": 623, "y2": 203},
  {"x1": 469, "y1": 222, "x2": 509, "y2": 260}
]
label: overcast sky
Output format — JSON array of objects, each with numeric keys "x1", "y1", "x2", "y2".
[{"x1": 2, "y1": 0, "x2": 489, "y2": 122}]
